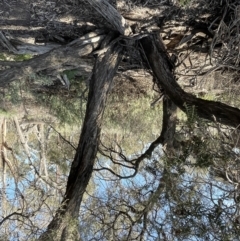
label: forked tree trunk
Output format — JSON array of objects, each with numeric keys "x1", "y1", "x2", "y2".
[
  {"x1": 38, "y1": 36, "x2": 123, "y2": 241},
  {"x1": 141, "y1": 34, "x2": 240, "y2": 129},
  {"x1": 86, "y1": 0, "x2": 240, "y2": 130}
]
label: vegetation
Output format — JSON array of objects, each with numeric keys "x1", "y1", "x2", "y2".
[
  {"x1": 0, "y1": 53, "x2": 32, "y2": 61},
  {"x1": 0, "y1": 0, "x2": 240, "y2": 240},
  {"x1": 103, "y1": 94, "x2": 162, "y2": 154}
]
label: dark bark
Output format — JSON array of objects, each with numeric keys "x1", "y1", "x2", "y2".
[
  {"x1": 0, "y1": 31, "x2": 106, "y2": 87},
  {"x1": 38, "y1": 36, "x2": 123, "y2": 241},
  {"x1": 140, "y1": 34, "x2": 240, "y2": 129},
  {"x1": 135, "y1": 96, "x2": 177, "y2": 162},
  {"x1": 86, "y1": 0, "x2": 131, "y2": 35}
]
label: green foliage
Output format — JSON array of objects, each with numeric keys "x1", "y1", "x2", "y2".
[
  {"x1": 13, "y1": 54, "x2": 32, "y2": 61},
  {"x1": 179, "y1": 0, "x2": 192, "y2": 6},
  {"x1": 46, "y1": 134, "x2": 76, "y2": 174},
  {"x1": 63, "y1": 69, "x2": 79, "y2": 80},
  {"x1": 36, "y1": 93, "x2": 84, "y2": 124},
  {"x1": 5, "y1": 82, "x2": 22, "y2": 105},
  {"x1": 195, "y1": 152, "x2": 213, "y2": 168},
  {"x1": 0, "y1": 53, "x2": 32, "y2": 61},
  {"x1": 32, "y1": 72, "x2": 87, "y2": 124},
  {"x1": 48, "y1": 151, "x2": 70, "y2": 174},
  {"x1": 102, "y1": 94, "x2": 162, "y2": 154},
  {"x1": 183, "y1": 102, "x2": 198, "y2": 127},
  {"x1": 30, "y1": 73, "x2": 54, "y2": 86},
  {"x1": 0, "y1": 108, "x2": 15, "y2": 117}
]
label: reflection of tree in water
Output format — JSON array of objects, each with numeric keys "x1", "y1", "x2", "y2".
[
  {"x1": 0, "y1": 117, "x2": 77, "y2": 239},
  {"x1": 1, "y1": 0, "x2": 240, "y2": 240}
]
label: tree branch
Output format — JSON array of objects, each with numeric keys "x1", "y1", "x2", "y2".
[
  {"x1": 141, "y1": 34, "x2": 240, "y2": 129},
  {"x1": 0, "y1": 31, "x2": 106, "y2": 87}
]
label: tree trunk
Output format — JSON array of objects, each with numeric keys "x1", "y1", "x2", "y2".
[
  {"x1": 38, "y1": 35, "x2": 123, "y2": 241},
  {"x1": 86, "y1": 0, "x2": 131, "y2": 36},
  {"x1": 141, "y1": 34, "x2": 240, "y2": 129}
]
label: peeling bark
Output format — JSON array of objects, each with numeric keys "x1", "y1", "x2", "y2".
[{"x1": 86, "y1": 0, "x2": 132, "y2": 36}]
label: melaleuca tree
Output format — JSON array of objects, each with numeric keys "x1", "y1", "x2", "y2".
[{"x1": 1, "y1": 0, "x2": 240, "y2": 240}]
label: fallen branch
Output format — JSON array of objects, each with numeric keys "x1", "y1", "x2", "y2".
[{"x1": 0, "y1": 31, "x2": 106, "y2": 86}]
